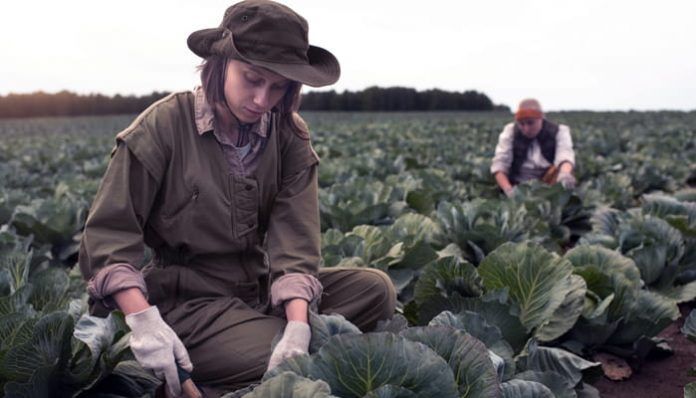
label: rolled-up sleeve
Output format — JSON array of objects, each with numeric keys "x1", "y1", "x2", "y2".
[
  {"x1": 78, "y1": 141, "x2": 160, "y2": 310},
  {"x1": 554, "y1": 125, "x2": 575, "y2": 167},
  {"x1": 490, "y1": 123, "x2": 515, "y2": 175},
  {"x1": 267, "y1": 130, "x2": 323, "y2": 308}
]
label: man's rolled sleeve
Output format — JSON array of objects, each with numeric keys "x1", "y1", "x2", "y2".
[
  {"x1": 490, "y1": 123, "x2": 515, "y2": 175},
  {"x1": 554, "y1": 125, "x2": 575, "y2": 167}
]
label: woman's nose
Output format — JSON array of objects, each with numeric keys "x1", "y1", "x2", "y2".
[{"x1": 253, "y1": 88, "x2": 271, "y2": 109}]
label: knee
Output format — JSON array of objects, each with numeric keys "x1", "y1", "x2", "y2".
[{"x1": 361, "y1": 268, "x2": 397, "y2": 323}]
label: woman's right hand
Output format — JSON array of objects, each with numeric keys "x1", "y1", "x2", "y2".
[{"x1": 124, "y1": 306, "x2": 193, "y2": 397}]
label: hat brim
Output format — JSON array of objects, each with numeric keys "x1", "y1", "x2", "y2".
[{"x1": 187, "y1": 28, "x2": 340, "y2": 87}]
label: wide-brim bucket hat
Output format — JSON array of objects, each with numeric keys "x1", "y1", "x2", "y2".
[{"x1": 187, "y1": 0, "x2": 340, "y2": 87}]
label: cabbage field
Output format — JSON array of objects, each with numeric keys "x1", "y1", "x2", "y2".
[{"x1": 0, "y1": 111, "x2": 695, "y2": 397}]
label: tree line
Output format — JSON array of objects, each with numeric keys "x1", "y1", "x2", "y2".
[
  {"x1": 301, "y1": 86, "x2": 505, "y2": 111},
  {"x1": 0, "y1": 91, "x2": 171, "y2": 119},
  {"x1": 0, "y1": 87, "x2": 505, "y2": 118}
]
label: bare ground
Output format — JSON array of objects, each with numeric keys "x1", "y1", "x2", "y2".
[{"x1": 592, "y1": 303, "x2": 696, "y2": 398}]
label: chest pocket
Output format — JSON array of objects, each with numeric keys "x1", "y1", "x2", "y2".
[{"x1": 160, "y1": 184, "x2": 199, "y2": 220}]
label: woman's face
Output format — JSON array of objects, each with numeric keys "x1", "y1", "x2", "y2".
[{"x1": 223, "y1": 59, "x2": 291, "y2": 123}]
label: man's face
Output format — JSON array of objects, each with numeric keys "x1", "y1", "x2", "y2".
[{"x1": 516, "y1": 117, "x2": 543, "y2": 138}]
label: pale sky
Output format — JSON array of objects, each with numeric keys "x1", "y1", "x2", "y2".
[{"x1": 2, "y1": 0, "x2": 695, "y2": 111}]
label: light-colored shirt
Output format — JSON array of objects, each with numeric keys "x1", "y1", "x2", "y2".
[
  {"x1": 490, "y1": 122, "x2": 575, "y2": 182},
  {"x1": 194, "y1": 86, "x2": 268, "y2": 176}
]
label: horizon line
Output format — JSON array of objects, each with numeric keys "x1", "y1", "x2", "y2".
[{"x1": 1, "y1": 88, "x2": 694, "y2": 113}]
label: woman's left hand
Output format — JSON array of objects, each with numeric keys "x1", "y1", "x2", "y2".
[{"x1": 267, "y1": 321, "x2": 311, "y2": 371}]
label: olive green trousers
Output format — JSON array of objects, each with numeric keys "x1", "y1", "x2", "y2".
[{"x1": 158, "y1": 267, "x2": 396, "y2": 390}]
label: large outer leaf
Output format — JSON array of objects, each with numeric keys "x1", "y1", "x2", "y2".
[
  {"x1": 686, "y1": 381, "x2": 696, "y2": 398},
  {"x1": 619, "y1": 215, "x2": 684, "y2": 286},
  {"x1": 642, "y1": 194, "x2": 696, "y2": 237},
  {"x1": 655, "y1": 280, "x2": 696, "y2": 303},
  {"x1": 387, "y1": 213, "x2": 443, "y2": 246},
  {"x1": 428, "y1": 311, "x2": 516, "y2": 380},
  {"x1": 565, "y1": 245, "x2": 642, "y2": 321},
  {"x1": 514, "y1": 370, "x2": 576, "y2": 398},
  {"x1": 500, "y1": 379, "x2": 554, "y2": 398},
  {"x1": 436, "y1": 201, "x2": 529, "y2": 265},
  {"x1": 452, "y1": 291, "x2": 528, "y2": 354},
  {"x1": 73, "y1": 312, "x2": 123, "y2": 362},
  {"x1": 478, "y1": 242, "x2": 580, "y2": 334},
  {"x1": 263, "y1": 354, "x2": 314, "y2": 381},
  {"x1": 307, "y1": 333, "x2": 459, "y2": 398},
  {"x1": 413, "y1": 257, "x2": 483, "y2": 307},
  {"x1": 518, "y1": 342, "x2": 601, "y2": 386},
  {"x1": 2, "y1": 365, "x2": 51, "y2": 398},
  {"x1": 84, "y1": 360, "x2": 160, "y2": 397},
  {"x1": 69, "y1": 310, "x2": 130, "y2": 390},
  {"x1": 681, "y1": 309, "x2": 696, "y2": 342},
  {"x1": 241, "y1": 372, "x2": 337, "y2": 398},
  {"x1": 400, "y1": 326, "x2": 500, "y2": 398},
  {"x1": 567, "y1": 316, "x2": 621, "y2": 350},
  {"x1": 608, "y1": 289, "x2": 680, "y2": 345},
  {"x1": 0, "y1": 313, "x2": 37, "y2": 351},
  {"x1": 534, "y1": 275, "x2": 586, "y2": 342},
  {"x1": 0, "y1": 311, "x2": 73, "y2": 381},
  {"x1": 373, "y1": 314, "x2": 409, "y2": 334},
  {"x1": 362, "y1": 385, "x2": 417, "y2": 397},
  {"x1": 0, "y1": 251, "x2": 32, "y2": 295},
  {"x1": 351, "y1": 225, "x2": 392, "y2": 264},
  {"x1": 11, "y1": 197, "x2": 85, "y2": 246},
  {"x1": 29, "y1": 267, "x2": 70, "y2": 312},
  {"x1": 588, "y1": 207, "x2": 624, "y2": 237},
  {"x1": 308, "y1": 312, "x2": 362, "y2": 353},
  {"x1": 0, "y1": 285, "x2": 34, "y2": 318}
]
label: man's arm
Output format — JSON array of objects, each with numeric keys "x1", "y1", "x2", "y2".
[
  {"x1": 494, "y1": 171, "x2": 515, "y2": 197},
  {"x1": 490, "y1": 124, "x2": 515, "y2": 196}
]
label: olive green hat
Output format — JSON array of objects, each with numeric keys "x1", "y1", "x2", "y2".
[{"x1": 187, "y1": 0, "x2": 340, "y2": 87}]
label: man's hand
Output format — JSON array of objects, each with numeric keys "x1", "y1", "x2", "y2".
[
  {"x1": 267, "y1": 321, "x2": 311, "y2": 371},
  {"x1": 503, "y1": 186, "x2": 516, "y2": 198},
  {"x1": 556, "y1": 171, "x2": 577, "y2": 189},
  {"x1": 125, "y1": 306, "x2": 193, "y2": 397}
]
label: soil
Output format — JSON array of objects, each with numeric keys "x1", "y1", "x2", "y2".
[{"x1": 592, "y1": 303, "x2": 696, "y2": 398}]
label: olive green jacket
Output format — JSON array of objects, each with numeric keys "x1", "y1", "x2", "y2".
[{"x1": 78, "y1": 90, "x2": 322, "y2": 315}]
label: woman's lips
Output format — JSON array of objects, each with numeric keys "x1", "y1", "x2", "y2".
[{"x1": 245, "y1": 107, "x2": 263, "y2": 117}]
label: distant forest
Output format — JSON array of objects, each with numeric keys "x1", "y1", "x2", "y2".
[{"x1": 0, "y1": 87, "x2": 507, "y2": 118}]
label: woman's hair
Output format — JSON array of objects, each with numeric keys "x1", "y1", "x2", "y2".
[{"x1": 199, "y1": 56, "x2": 309, "y2": 139}]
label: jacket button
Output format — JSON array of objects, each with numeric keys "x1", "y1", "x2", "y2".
[
  {"x1": 245, "y1": 184, "x2": 253, "y2": 191},
  {"x1": 247, "y1": 222, "x2": 254, "y2": 227}
]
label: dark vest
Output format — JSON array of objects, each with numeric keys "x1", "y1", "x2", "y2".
[{"x1": 509, "y1": 119, "x2": 559, "y2": 183}]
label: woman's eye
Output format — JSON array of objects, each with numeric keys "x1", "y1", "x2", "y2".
[{"x1": 245, "y1": 74, "x2": 262, "y2": 85}]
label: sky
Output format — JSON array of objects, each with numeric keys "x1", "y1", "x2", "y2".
[{"x1": 1, "y1": 0, "x2": 695, "y2": 111}]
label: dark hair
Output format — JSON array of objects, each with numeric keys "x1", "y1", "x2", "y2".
[{"x1": 199, "y1": 56, "x2": 309, "y2": 139}]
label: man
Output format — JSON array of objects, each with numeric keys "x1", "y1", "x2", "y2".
[{"x1": 490, "y1": 98, "x2": 576, "y2": 197}]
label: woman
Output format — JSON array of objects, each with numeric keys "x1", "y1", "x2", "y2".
[{"x1": 78, "y1": 1, "x2": 396, "y2": 395}]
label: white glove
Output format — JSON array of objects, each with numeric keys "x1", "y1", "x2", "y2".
[
  {"x1": 556, "y1": 171, "x2": 577, "y2": 189},
  {"x1": 125, "y1": 306, "x2": 193, "y2": 397},
  {"x1": 267, "y1": 321, "x2": 311, "y2": 371}
]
